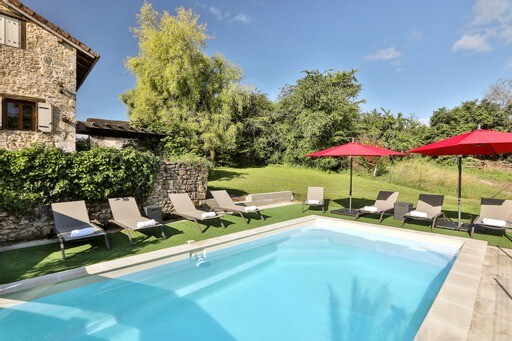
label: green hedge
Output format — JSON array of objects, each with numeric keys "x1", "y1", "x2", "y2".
[{"x1": 0, "y1": 146, "x2": 160, "y2": 213}]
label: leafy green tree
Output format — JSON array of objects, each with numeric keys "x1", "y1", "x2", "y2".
[
  {"x1": 268, "y1": 69, "x2": 363, "y2": 168},
  {"x1": 358, "y1": 108, "x2": 428, "y2": 152},
  {"x1": 216, "y1": 84, "x2": 275, "y2": 166},
  {"x1": 428, "y1": 99, "x2": 511, "y2": 142},
  {"x1": 121, "y1": 3, "x2": 242, "y2": 162}
]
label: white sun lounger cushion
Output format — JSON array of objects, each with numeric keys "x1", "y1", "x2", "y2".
[
  {"x1": 136, "y1": 219, "x2": 158, "y2": 229},
  {"x1": 308, "y1": 199, "x2": 321, "y2": 205},
  {"x1": 363, "y1": 206, "x2": 378, "y2": 213},
  {"x1": 201, "y1": 212, "x2": 217, "y2": 219},
  {"x1": 409, "y1": 210, "x2": 428, "y2": 218},
  {"x1": 482, "y1": 218, "x2": 507, "y2": 227},
  {"x1": 70, "y1": 227, "x2": 95, "y2": 238},
  {"x1": 244, "y1": 206, "x2": 258, "y2": 213}
]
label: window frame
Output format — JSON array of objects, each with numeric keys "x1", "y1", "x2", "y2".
[{"x1": 1, "y1": 98, "x2": 37, "y2": 131}]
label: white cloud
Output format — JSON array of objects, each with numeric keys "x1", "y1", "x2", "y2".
[
  {"x1": 407, "y1": 29, "x2": 425, "y2": 42},
  {"x1": 470, "y1": 0, "x2": 511, "y2": 26},
  {"x1": 209, "y1": 7, "x2": 223, "y2": 20},
  {"x1": 453, "y1": 0, "x2": 512, "y2": 53},
  {"x1": 207, "y1": 7, "x2": 252, "y2": 24},
  {"x1": 364, "y1": 47, "x2": 402, "y2": 61},
  {"x1": 452, "y1": 33, "x2": 492, "y2": 52},
  {"x1": 233, "y1": 13, "x2": 252, "y2": 24}
]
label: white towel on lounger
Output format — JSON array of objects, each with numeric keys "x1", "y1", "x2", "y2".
[
  {"x1": 363, "y1": 206, "x2": 378, "y2": 213},
  {"x1": 482, "y1": 218, "x2": 506, "y2": 227},
  {"x1": 409, "y1": 210, "x2": 428, "y2": 218},
  {"x1": 136, "y1": 219, "x2": 157, "y2": 229},
  {"x1": 308, "y1": 199, "x2": 321, "y2": 205},
  {"x1": 244, "y1": 206, "x2": 258, "y2": 212},
  {"x1": 201, "y1": 212, "x2": 216, "y2": 219},
  {"x1": 70, "y1": 227, "x2": 95, "y2": 238}
]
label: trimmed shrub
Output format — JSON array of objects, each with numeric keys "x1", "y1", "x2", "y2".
[{"x1": 0, "y1": 146, "x2": 160, "y2": 213}]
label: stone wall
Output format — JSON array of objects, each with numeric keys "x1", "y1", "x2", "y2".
[
  {"x1": 89, "y1": 136, "x2": 137, "y2": 150},
  {"x1": 0, "y1": 161, "x2": 209, "y2": 243},
  {"x1": 143, "y1": 161, "x2": 209, "y2": 213},
  {"x1": 0, "y1": 3, "x2": 77, "y2": 151}
]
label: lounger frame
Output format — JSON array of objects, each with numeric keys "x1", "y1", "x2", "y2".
[
  {"x1": 108, "y1": 197, "x2": 166, "y2": 244},
  {"x1": 401, "y1": 194, "x2": 447, "y2": 230},
  {"x1": 211, "y1": 190, "x2": 265, "y2": 223},
  {"x1": 51, "y1": 200, "x2": 110, "y2": 260},
  {"x1": 169, "y1": 193, "x2": 225, "y2": 233}
]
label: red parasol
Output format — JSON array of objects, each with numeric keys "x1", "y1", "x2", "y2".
[
  {"x1": 307, "y1": 142, "x2": 406, "y2": 213},
  {"x1": 408, "y1": 129, "x2": 512, "y2": 227}
]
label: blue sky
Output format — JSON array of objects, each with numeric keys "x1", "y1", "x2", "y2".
[{"x1": 22, "y1": 0, "x2": 512, "y2": 123}]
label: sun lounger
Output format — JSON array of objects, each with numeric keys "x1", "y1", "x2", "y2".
[
  {"x1": 169, "y1": 193, "x2": 224, "y2": 233},
  {"x1": 51, "y1": 200, "x2": 110, "y2": 260},
  {"x1": 303, "y1": 187, "x2": 325, "y2": 213},
  {"x1": 211, "y1": 190, "x2": 265, "y2": 223},
  {"x1": 355, "y1": 191, "x2": 399, "y2": 223},
  {"x1": 471, "y1": 198, "x2": 512, "y2": 237},
  {"x1": 401, "y1": 194, "x2": 446, "y2": 230},
  {"x1": 108, "y1": 197, "x2": 166, "y2": 244}
]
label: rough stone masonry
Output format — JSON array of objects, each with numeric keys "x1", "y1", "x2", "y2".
[{"x1": 0, "y1": 161, "x2": 209, "y2": 243}]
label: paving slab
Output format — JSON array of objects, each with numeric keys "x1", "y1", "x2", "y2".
[{"x1": 468, "y1": 246, "x2": 512, "y2": 341}]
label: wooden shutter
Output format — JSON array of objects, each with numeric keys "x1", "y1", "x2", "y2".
[
  {"x1": 5, "y1": 16, "x2": 20, "y2": 48},
  {"x1": 0, "y1": 15, "x2": 4, "y2": 45},
  {"x1": 37, "y1": 102, "x2": 52, "y2": 132}
]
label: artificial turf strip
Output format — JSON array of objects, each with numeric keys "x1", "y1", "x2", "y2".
[{"x1": 0, "y1": 203, "x2": 510, "y2": 285}]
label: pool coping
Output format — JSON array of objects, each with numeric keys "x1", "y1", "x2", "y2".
[{"x1": 0, "y1": 215, "x2": 487, "y2": 341}]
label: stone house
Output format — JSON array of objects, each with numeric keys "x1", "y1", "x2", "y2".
[{"x1": 0, "y1": 0, "x2": 99, "y2": 152}]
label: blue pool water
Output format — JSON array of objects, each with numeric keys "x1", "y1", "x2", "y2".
[{"x1": 0, "y1": 226, "x2": 457, "y2": 340}]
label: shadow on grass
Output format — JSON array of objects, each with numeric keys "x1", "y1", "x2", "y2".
[
  {"x1": 332, "y1": 198, "x2": 374, "y2": 209},
  {"x1": 441, "y1": 209, "x2": 474, "y2": 222},
  {"x1": 128, "y1": 226, "x2": 184, "y2": 245},
  {"x1": 208, "y1": 169, "x2": 244, "y2": 182},
  {"x1": 207, "y1": 186, "x2": 248, "y2": 197},
  {"x1": 0, "y1": 229, "x2": 184, "y2": 284}
]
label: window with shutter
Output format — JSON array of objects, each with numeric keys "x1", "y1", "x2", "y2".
[
  {"x1": 5, "y1": 16, "x2": 20, "y2": 48},
  {"x1": 1, "y1": 99, "x2": 37, "y2": 131},
  {"x1": 0, "y1": 14, "x2": 23, "y2": 48},
  {"x1": 37, "y1": 103, "x2": 52, "y2": 133}
]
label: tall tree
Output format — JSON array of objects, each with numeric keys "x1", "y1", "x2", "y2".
[
  {"x1": 485, "y1": 78, "x2": 512, "y2": 108},
  {"x1": 121, "y1": 3, "x2": 242, "y2": 162},
  {"x1": 271, "y1": 69, "x2": 363, "y2": 168},
  {"x1": 428, "y1": 100, "x2": 511, "y2": 142}
]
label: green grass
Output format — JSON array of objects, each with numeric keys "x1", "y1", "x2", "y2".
[
  {"x1": 1, "y1": 162, "x2": 510, "y2": 285},
  {"x1": 210, "y1": 164, "x2": 475, "y2": 217},
  {"x1": 2, "y1": 201, "x2": 511, "y2": 285}
]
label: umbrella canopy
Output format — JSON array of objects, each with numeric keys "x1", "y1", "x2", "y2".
[
  {"x1": 307, "y1": 142, "x2": 405, "y2": 212},
  {"x1": 408, "y1": 129, "x2": 512, "y2": 156},
  {"x1": 408, "y1": 129, "x2": 512, "y2": 228},
  {"x1": 307, "y1": 142, "x2": 406, "y2": 157}
]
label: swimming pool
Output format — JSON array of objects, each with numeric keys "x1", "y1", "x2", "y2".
[{"x1": 0, "y1": 223, "x2": 459, "y2": 340}]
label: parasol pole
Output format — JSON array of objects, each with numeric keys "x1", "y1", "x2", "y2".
[
  {"x1": 457, "y1": 155, "x2": 462, "y2": 229},
  {"x1": 349, "y1": 155, "x2": 353, "y2": 212}
]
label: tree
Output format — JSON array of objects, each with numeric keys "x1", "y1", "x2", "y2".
[
  {"x1": 270, "y1": 69, "x2": 364, "y2": 168},
  {"x1": 121, "y1": 3, "x2": 243, "y2": 162},
  {"x1": 428, "y1": 100, "x2": 511, "y2": 142},
  {"x1": 357, "y1": 108, "x2": 428, "y2": 175},
  {"x1": 358, "y1": 108, "x2": 428, "y2": 152},
  {"x1": 485, "y1": 78, "x2": 512, "y2": 108}
]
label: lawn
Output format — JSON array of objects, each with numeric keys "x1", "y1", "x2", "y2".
[
  {"x1": 209, "y1": 163, "x2": 512, "y2": 217},
  {"x1": 1, "y1": 162, "x2": 510, "y2": 285},
  {"x1": 1, "y1": 201, "x2": 511, "y2": 285}
]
